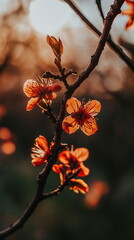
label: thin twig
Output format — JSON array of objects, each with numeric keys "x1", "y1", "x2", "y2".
[
  {"x1": 96, "y1": 0, "x2": 105, "y2": 22},
  {"x1": 0, "y1": 1, "x2": 125, "y2": 239},
  {"x1": 63, "y1": 0, "x2": 134, "y2": 72},
  {"x1": 41, "y1": 168, "x2": 81, "y2": 200}
]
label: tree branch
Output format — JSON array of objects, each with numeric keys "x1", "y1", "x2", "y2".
[
  {"x1": 41, "y1": 168, "x2": 81, "y2": 200},
  {"x1": 63, "y1": 0, "x2": 134, "y2": 72},
  {"x1": 0, "y1": 1, "x2": 126, "y2": 239},
  {"x1": 96, "y1": 0, "x2": 105, "y2": 22}
]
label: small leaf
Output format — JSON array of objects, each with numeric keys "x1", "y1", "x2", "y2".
[{"x1": 47, "y1": 35, "x2": 63, "y2": 58}]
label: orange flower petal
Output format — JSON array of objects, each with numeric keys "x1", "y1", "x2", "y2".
[
  {"x1": 26, "y1": 97, "x2": 40, "y2": 111},
  {"x1": 81, "y1": 117, "x2": 98, "y2": 136},
  {"x1": 73, "y1": 148, "x2": 89, "y2": 162},
  {"x1": 126, "y1": 18, "x2": 134, "y2": 29},
  {"x1": 31, "y1": 157, "x2": 45, "y2": 166},
  {"x1": 58, "y1": 150, "x2": 71, "y2": 164},
  {"x1": 62, "y1": 116, "x2": 79, "y2": 134},
  {"x1": 84, "y1": 100, "x2": 101, "y2": 117},
  {"x1": 48, "y1": 83, "x2": 62, "y2": 92},
  {"x1": 52, "y1": 164, "x2": 63, "y2": 173},
  {"x1": 44, "y1": 92, "x2": 57, "y2": 100},
  {"x1": 78, "y1": 164, "x2": 90, "y2": 177},
  {"x1": 69, "y1": 179, "x2": 89, "y2": 194},
  {"x1": 23, "y1": 79, "x2": 40, "y2": 97},
  {"x1": 122, "y1": 9, "x2": 134, "y2": 15},
  {"x1": 66, "y1": 97, "x2": 81, "y2": 114},
  {"x1": 125, "y1": 0, "x2": 134, "y2": 7},
  {"x1": 35, "y1": 135, "x2": 48, "y2": 152}
]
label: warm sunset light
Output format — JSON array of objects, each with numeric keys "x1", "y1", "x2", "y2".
[{"x1": 29, "y1": 0, "x2": 72, "y2": 35}]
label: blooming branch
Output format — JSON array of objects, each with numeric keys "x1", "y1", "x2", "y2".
[{"x1": 0, "y1": 1, "x2": 126, "y2": 239}]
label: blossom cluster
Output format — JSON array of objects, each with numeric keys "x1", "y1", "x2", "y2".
[{"x1": 23, "y1": 36, "x2": 101, "y2": 195}]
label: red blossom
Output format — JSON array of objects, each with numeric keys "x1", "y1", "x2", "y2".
[
  {"x1": 31, "y1": 135, "x2": 54, "y2": 166},
  {"x1": 52, "y1": 147, "x2": 90, "y2": 193},
  {"x1": 69, "y1": 179, "x2": 89, "y2": 194},
  {"x1": 62, "y1": 97, "x2": 101, "y2": 136},
  {"x1": 23, "y1": 78, "x2": 62, "y2": 111}
]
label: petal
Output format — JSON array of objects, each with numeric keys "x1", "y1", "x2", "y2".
[
  {"x1": 26, "y1": 97, "x2": 40, "y2": 111},
  {"x1": 78, "y1": 164, "x2": 90, "y2": 177},
  {"x1": 81, "y1": 117, "x2": 98, "y2": 136},
  {"x1": 126, "y1": 18, "x2": 134, "y2": 30},
  {"x1": 122, "y1": 9, "x2": 134, "y2": 15},
  {"x1": 23, "y1": 79, "x2": 40, "y2": 97},
  {"x1": 84, "y1": 100, "x2": 101, "y2": 116},
  {"x1": 125, "y1": 0, "x2": 134, "y2": 7},
  {"x1": 69, "y1": 179, "x2": 89, "y2": 194},
  {"x1": 48, "y1": 83, "x2": 62, "y2": 92},
  {"x1": 66, "y1": 97, "x2": 81, "y2": 114},
  {"x1": 31, "y1": 157, "x2": 45, "y2": 166},
  {"x1": 35, "y1": 135, "x2": 48, "y2": 152},
  {"x1": 58, "y1": 150, "x2": 71, "y2": 164},
  {"x1": 44, "y1": 92, "x2": 57, "y2": 100},
  {"x1": 62, "y1": 116, "x2": 79, "y2": 134},
  {"x1": 52, "y1": 164, "x2": 63, "y2": 173},
  {"x1": 73, "y1": 148, "x2": 89, "y2": 162}
]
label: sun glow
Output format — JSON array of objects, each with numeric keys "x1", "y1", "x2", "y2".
[{"x1": 29, "y1": 0, "x2": 72, "y2": 35}]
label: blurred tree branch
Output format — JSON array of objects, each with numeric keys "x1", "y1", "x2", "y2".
[
  {"x1": 63, "y1": 0, "x2": 134, "y2": 72},
  {"x1": 96, "y1": 0, "x2": 105, "y2": 22}
]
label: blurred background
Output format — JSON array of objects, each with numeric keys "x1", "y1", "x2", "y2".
[{"x1": 0, "y1": 0, "x2": 134, "y2": 239}]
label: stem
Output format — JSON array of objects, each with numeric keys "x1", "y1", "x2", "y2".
[{"x1": 42, "y1": 168, "x2": 81, "y2": 200}]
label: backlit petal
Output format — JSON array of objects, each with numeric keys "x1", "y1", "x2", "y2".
[
  {"x1": 84, "y1": 100, "x2": 101, "y2": 116},
  {"x1": 66, "y1": 97, "x2": 81, "y2": 114},
  {"x1": 52, "y1": 164, "x2": 63, "y2": 173},
  {"x1": 126, "y1": 18, "x2": 134, "y2": 29},
  {"x1": 58, "y1": 150, "x2": 71, "y2": 164},
  {"x1": 48, "y1": 83, "x2": 62, "y2": 92},
  {"x1": 44, "y1": 92, "x2": 57, "y2": 100},
  {"x1": 23, "y1": 79, "x2": 41, "y2": 97},
  {"x1": 125, "y1": 0, "x2": 134, "y2": 7},
  {"x1": 26, "y1": 97, "x2": 40, "y2": 111},
  {"x1": 35, "y1": 135, "x2": 48, "y2": 152},
  {"x1": 122, "y1": 9, "x2": 134, "y2": 15},
  {"x1": 78, "y1": 164, "x2": 90, "y2": 177},
  {"x1": 81, "y1": 117, "x2": 98, "y2": 136},
  {"x1": 62, "y1": 116, "x2": 79, "y2": 134},
  {"x1": 31, "y1": 157, "x2": 45, "y2": 166},
  {"x1": 73, "y1": 148, "x2": 89, "y2": 162},
  {"x1": 69, "y1": 179, "x2": 89, "y2": 194}
]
